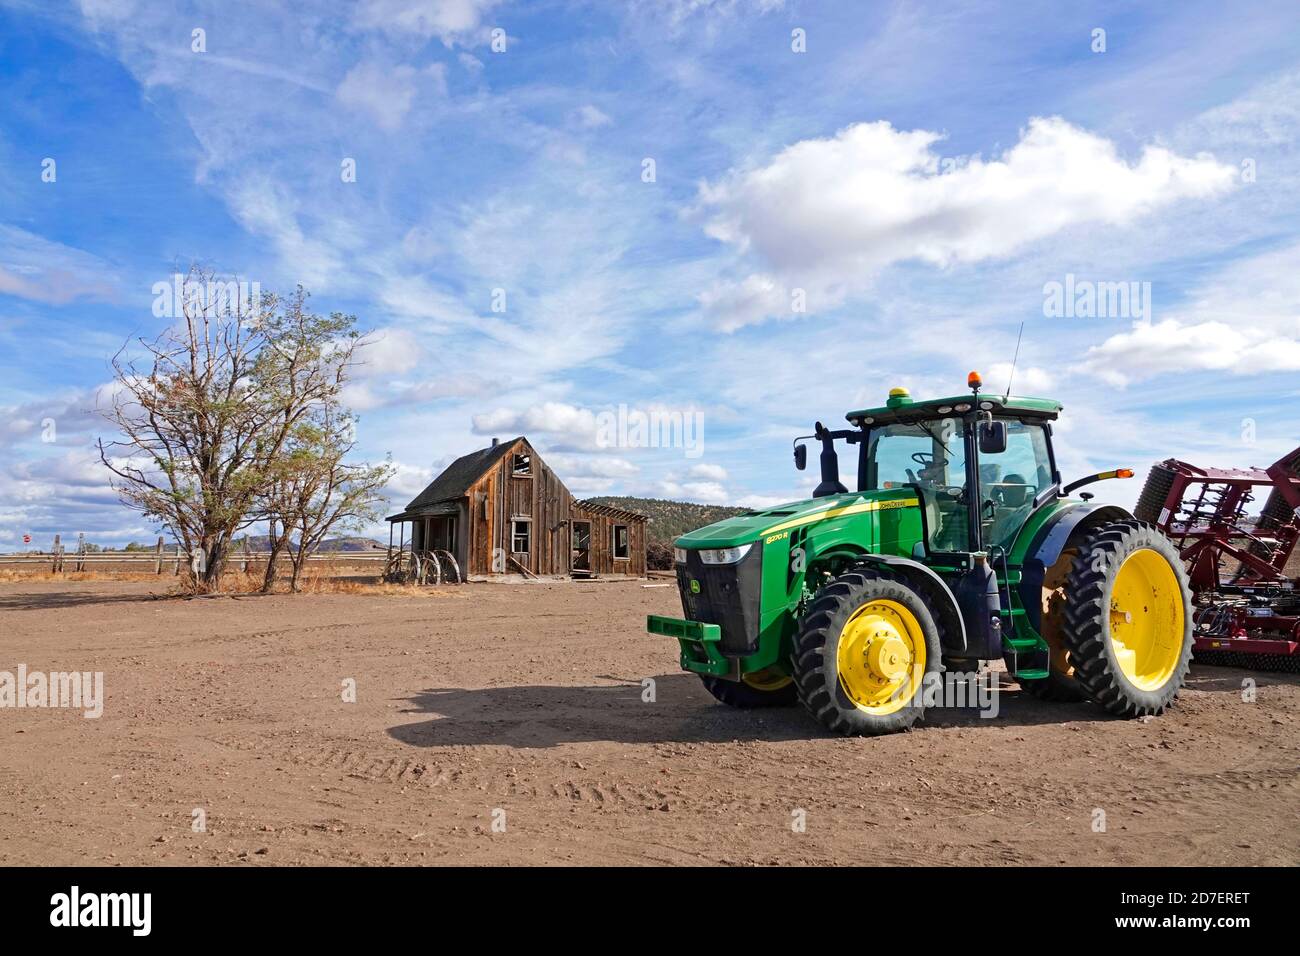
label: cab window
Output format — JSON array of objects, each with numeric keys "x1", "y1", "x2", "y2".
[
  {"x1": 866, "y1": 418, "x2": 970, "y2": 552},
  {"x1": 978, "y1": 420, "x2": 1053, "y2": 549}
]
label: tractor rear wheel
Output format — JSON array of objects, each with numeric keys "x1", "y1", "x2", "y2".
[
  {"x1": 698, "y1": 670, "x2": 796, "y2": 708},
  {"x1": 1061, "y1": 521, "x2": 1193, "y2": 717},
  {"x1": 792, "y1": 568, "x2": 941, "y2": 736}
]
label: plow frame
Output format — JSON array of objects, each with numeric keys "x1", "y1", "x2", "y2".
[{"x1": 1145, "y1": 447, "x2": 1300, "y2": 666}]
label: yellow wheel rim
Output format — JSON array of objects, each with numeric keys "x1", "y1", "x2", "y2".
[
  {"x1": 836, "y1": 599, "x2": 926, "y2": 715},
  {"x1": 742, "y1": 668, "x2": 793, "y2": 692},
  {"x1": 1109, "y1": 548, "x2": 1184, "y2": 691}
]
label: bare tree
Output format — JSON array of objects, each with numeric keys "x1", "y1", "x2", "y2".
[
  {"x1": 261, "y1": 406, "x2": 394, "y2": 592},
  {"x1": 98, "y1": 268, "x2": 362, "y2": 592}
]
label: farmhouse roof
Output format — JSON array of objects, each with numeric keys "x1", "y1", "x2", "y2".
[{"x1": 396, "y1": 437, "x2": 524, "y2": 517}]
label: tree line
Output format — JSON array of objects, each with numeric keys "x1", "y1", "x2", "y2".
[{"x1": 98, "y1": 267, "x2": 393, "y2": 593}]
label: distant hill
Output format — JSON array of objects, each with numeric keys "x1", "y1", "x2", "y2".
[{"x1": 585, "y1": 496, "x2": 751, "y2": 545}]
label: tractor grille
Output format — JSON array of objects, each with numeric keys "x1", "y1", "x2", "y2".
[{"x1": 676, "y1": 546, "x2": 763, "y2": 655}]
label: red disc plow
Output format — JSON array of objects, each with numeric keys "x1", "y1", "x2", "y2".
[{"x1": 1135, "y1": 446, "x2": 1300, "y2": 671}]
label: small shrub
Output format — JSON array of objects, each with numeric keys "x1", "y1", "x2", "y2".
[{"x1": 646, "y1": 540, "x2": 675, "y2": 571}]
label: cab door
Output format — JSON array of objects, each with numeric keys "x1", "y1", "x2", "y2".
[{"x1": 976, "y1": 420, "x2": 1055, "y2": 550}]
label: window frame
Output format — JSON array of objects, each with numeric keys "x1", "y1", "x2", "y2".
[
  {"x1": 612, "y1": 523, "x2": 630, "y2": 560},
  {"x1": 510, "y1": 517, "x2": 532, "y2": 555}
]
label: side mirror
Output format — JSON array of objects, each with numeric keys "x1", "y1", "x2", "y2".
[
  {"x1": 978, "y1": 420, "x2": 1008, "y2": 455},
  {"x1": 794, "y1": 444, "x2": 807, "y2": 471}
]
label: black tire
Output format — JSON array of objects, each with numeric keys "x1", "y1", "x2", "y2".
[
  {"x1": 1062, "y1": 520, "x2": 1193, "y2": 717},
  {"x1": 698, "y1": 673, "x2": 797, "y2": 708},
  {"x1": 1134, "y1": 463, "x2": 1177, "y2": 524},
  {"x1": 791, "y1": 567, "x2": 942, "y2": 736},
  {"x1": 1019, "y1": 666, "x2": 1085, "y2": 702}
]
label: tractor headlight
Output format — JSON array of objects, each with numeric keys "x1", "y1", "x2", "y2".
[
  {"x1": 698, "y1": 543, "x2": 753, "y2": 565},
  {"x1": 674, "y1": 547, "x2": 688, "y2": 564}
]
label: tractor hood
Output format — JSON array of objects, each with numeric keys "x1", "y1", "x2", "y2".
[{"x1": 675, "y1": 489, "x2": 919, "y2": 550}]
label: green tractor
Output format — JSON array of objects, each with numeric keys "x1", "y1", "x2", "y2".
[{"x1": 647, "y1": 373, "x2": 1194, "y2": 736}]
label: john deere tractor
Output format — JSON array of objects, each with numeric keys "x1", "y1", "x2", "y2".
[{"x1": 647, "y1": 373, "x2": 1194, "y2": 736}]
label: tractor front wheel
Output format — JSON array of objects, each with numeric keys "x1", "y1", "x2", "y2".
[
  {"x1": 792, "y1": 568, "x2": 941, "y2": 736},
  {"x1": 698, "y1": 670, "x2": 797, "y2": 708},
  {"x1": 1062, "y1": 521, "x2": 1193, "y2": 716}
]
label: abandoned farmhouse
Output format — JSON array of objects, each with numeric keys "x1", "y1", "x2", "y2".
[{"x1": 387, "y1": 437, "x2": 647, "y2": 579}]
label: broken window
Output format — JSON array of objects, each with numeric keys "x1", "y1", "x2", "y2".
[
  {"x1": 512, "y1": 453, "x2": 532, "y2": 476},
  {"x1": 511, "y1": 519, "x2": 531, "y2": 555},
  {"x1": 612, "y1": 524, "x2": 630, "y2": 560}
]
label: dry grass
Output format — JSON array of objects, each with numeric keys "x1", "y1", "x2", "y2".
[
  {"x1": 0, "y1": 568, "x2": 167, "y2": 584},
  {"x1": 0, "y1": 566, "x2": 456, "y2": 598}
]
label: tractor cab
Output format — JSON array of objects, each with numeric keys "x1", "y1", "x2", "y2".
[{"x1": 843, "y1": 379, "x2": 1064, "y2": 560}]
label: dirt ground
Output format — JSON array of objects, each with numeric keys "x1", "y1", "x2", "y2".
[{"x1": 0, "y1": 577, "x2": 1296, "y2": 866}]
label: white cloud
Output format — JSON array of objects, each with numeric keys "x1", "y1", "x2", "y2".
[
  {"x1": 695, "y1": 117, "x2": 1236, "y2": 330},
  {"x1": 385, "y1": 460, "x2": 435, "y2": 502},
  {"x1": 355, "y1": 0, "x2": 501, "y2": 46},
  {"x1": 471, "y1": 402, "x2": 601, "y2": 450},
  {"x1": 357, "y1": 327, "x2": 423, "y2": 377},
  {"x1": 547, "y1": 454, "x2": 640, "y2": 479},
  {"x1": 688, "y1": 462, "x2": 728, "y2": 481},
  {"x1": 657, "y1": 479, "x2": 730, "y2": 504},
  {"x1": 641, "y1": 0, "x2": 787, "y2": 32},
  {"x1": 735, "y1": 492, "x2": 790, "y2": 510},
  {"x1": 574, "y1": 104, "x2": 612, "y2": 129},
  {"x1": 336, "y1": 62, "x2": 440, "y2": 131},
  {"x1": 0, "y1": 226, "x2": 120, "y2": 306},
  {"x1": 1079, "y1": 241, "x2": 1300, "y2": 385},
  {"x1": 697, "y1": 273, "x2": 789, "y2": 333},
  {"x1": 0, "y1": 388, "x2": 106, "y2": 450},
  {"x1": 986, "y1": 362, "x2": 1053, "y2": 395},
  {"x1": 227, "y1": 179, "x2": 344, "y2": 288}
]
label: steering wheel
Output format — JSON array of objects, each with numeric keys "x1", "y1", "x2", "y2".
[{"x1": 911, "y1": 451, "x2": 934, "y2": 466}]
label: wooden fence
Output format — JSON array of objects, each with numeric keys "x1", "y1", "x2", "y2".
[{"x1": 0, "y1": 534, "x2": 386, "y2": 575}]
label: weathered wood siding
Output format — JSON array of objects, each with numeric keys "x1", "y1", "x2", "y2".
[
  {"x1": 463, "y1": 439, "x2": 568, "y2": 575},
  {"x1": 574, "y1": 509, "x2": 647, "y2": 576},
  {"x1": 451, "y1": 438, "x2": 645, "y2": 577}
]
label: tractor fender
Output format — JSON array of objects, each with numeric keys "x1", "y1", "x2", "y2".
[
  {"x1": 852, "y1": 554, "x2": 967, "y2": 656},
  {"x1": 1017, "y1": 502, "x2": 1133, "y2": 632}
]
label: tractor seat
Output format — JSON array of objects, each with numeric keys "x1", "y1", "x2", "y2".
[
  {"x1": 987, "y1": 473, "x2": 1035, "y2": 547},
  {"x1": 921, "y1": 489, "x2": 942, "y2": 547}
]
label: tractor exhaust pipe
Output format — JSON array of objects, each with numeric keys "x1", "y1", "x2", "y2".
[{"x1": 813, "y1": 421, "x2": 848, "y2": 498}]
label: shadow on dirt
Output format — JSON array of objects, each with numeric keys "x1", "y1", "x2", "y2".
[
  {"x1": 388, "y1": 671, "x2": 1112, "y2": 748},
  {"x1": 0, "y1": 590, "x2": 167, "y2": 611}
]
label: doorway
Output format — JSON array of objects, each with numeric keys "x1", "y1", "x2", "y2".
[{"x1": 571, "y1": 520, "x2": 591, "y2": 574}]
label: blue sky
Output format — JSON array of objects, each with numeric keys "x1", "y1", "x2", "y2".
[{"x1": 1, "y1": 0, "x2": 1298, "y2": 547}]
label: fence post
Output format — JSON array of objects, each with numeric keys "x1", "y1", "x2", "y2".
[
  {"x1": 52, "y1": 534, "x2": 61, "y2": 573},
  {"x1": 155, "y1": 536, "x2": 164, "y2": 575},
  {"x1": 76, "y1": 532, "x2": 86, "y2": 572}
]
